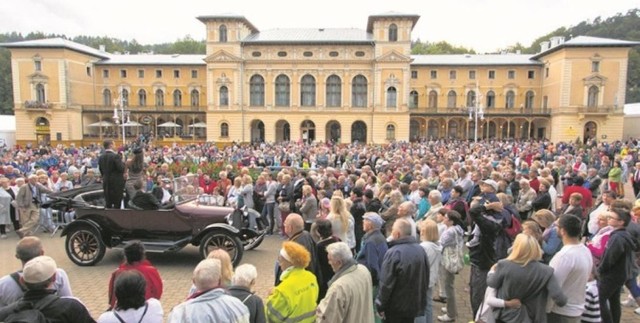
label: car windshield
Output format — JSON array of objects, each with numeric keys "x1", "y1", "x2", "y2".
[{"x1": 172, "y1": 174, "x2": 200, "y2": 204}]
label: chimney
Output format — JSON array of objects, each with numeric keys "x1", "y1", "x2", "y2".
[
  {"x1": 549, "y1": 36, "x2": 565, "y2": 48},
  {"x1": 99, "y1": 45, "x2": 106, "y2": 52},
  {"x1": 540, "y1": 41, "x2": 550, "y2": 52}
]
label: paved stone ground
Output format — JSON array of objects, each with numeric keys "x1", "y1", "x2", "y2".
[{"x1": 1, "y1": 233, "x2": 639, "y2": 322}]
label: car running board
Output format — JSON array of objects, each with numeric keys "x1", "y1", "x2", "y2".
[{"x1": 112, "y1": 237, "x2": 192, "y2": 253}]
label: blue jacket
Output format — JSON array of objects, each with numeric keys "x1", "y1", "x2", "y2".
[
  {"x1": 376, "y1": 236, "x2": 429, "y2": 318},
  {"x1": 356, "y1": 229, "x2": 388, "y2": 286}
]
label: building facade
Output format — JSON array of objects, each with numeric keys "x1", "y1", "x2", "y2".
[{"x1": 3, "y1": 12, "x2": 638, "y2": 147}]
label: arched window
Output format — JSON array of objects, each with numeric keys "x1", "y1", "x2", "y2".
[
  {"x1": 428, "y1": 90, "x2": 438, "y2": 108},
  {"x1": 219, "y1": 25, "x2": 227, "y2": 42},
  {"x1": 386, "y1": 87, "x2": 397, "y2": 108},
  {"x1": 155, "y1": 89, "x2": 164, "y2": 107},
  {"x1": 173, "y1": 90, "x2": 182, "y2": 107},
  {"x1": 388, "y1": 24, "x2": 398, "y2": 42},
  {"x1": 219, "y1": 86, "x2": 229, "y2": 106},
  {"x1": 300, "y1": 74, "x2": 316, "y2": 106},
  {"x1": 525, "y1": 91, "x2": 534, "y2": 109},
  {"x1": 386, "y1": 124, "x2": 396, "y2": 140},
  {"x1": 121, "y1": 89, "x2": 129, "y2": 107},
  {"x1": 352, "y1": 75, "x2": 367, "y2": 107},
  {"x1": 221, "y1": 122, "x2": 229, "y2": 137},
  {"x1": 588, "y1": 86, "x2": 599, "y2": 108},
  {"x1": 275, "y1": 74, "x2": 290, "y2": 107},
  {"x1": 486, "y1": 91, "x2": 495, "y2": 109},
  {"x1": 138, "y1": 89, "x2": 146, "y2": 106},
  {"x1": 505, "y1": 90, "x2": 515, "y2": 109},
  {"x1": 466, "y1": 90, "x2": 476, "y2": 107},
  {"x1": 36, "y1": 84, "x2": 46, "y2": 103},
  {"x1": 326, "y1": 75, "x2": 341, "y2": 107},
  {"x1": 447, "y1": 90, "x2": 457, "y2": 108},
  {"x1": 102, "y1": 89, "x2": 111, "y2": 106},
  {"x1": 409, "y1": 90, "x2": 419, "y2": 109},
  {"x1": 250, "y1": 75, "x2": 265, "y2": 106},
  {"x1": 190, "y1": 89, "x2": 199, "y2": 107}
]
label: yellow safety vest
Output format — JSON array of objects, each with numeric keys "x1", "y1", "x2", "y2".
[{"x1": 266, "y1": 267, "x2": 318, "y2": 323}]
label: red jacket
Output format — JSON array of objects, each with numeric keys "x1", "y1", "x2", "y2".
[{"x1": 108, "y1": 259, "x2": 163, "y2": 308}]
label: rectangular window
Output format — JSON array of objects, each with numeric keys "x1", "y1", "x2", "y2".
[
  {"x1": 592, "y1": 61, "x2": 600, "y2": 72},
  {"x1": 449, "y1": 70, "x2": 457, "y2": 80},
  {"x1": 120, "y1": 69, "x2": 127, "y2": 78},
  {"x1": 411, "y1": 70, "x2": 418, "y2": 79},
  {"x1": 156, "y1": 70, "x2": 162, "y2": 78},
  {"x1": 508, "y1": 70, "x2": 515, "y2": 79},
  {"x1": 545, "y1": 67, "x2": 549, "y2": 78},
  {"x1": 174, "y1": 70, "x2": 180, "y2": 78},
  {"x1": 86, "y1": 66, "x2": 91, "y2": 76},
  {"x1": 527, "y1": 70, "x2": 535, "y2": 79},
  {"x1": 138, "y1": 70, "x2": 144, "y2": 78},
  {"x1": 469, "y1": 70, "x2": 476, "y2": 80},
  {"x1": 488, "y1": 70, "x2": 495, "y2": 79},
  {"x1": 103, "y1": 69, "x2": 109, "y2": 78},
  {"x1": 191, "y1": 70, "x2": 198, "y2": 78},
  {"x1": 35, "y1": 61, "x2": 42, "y2": 72},
  {"x1": 430, "y1": 70, "x2": 437, "y2": 79}
]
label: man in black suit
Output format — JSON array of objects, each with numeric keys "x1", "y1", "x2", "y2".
[{"x1": 98, "y1": 139, "x2": 125, "y2": 208}]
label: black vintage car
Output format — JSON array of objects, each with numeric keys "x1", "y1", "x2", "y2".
[{"x1": 46, "y1": 175, "x2": 265, "y2": 267}]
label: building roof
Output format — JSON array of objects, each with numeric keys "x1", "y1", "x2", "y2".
[
  {"x1": 411, "y1": 54, "x2": 542, "y2": 66},
  {"x1": 0, "y1": 37, "x2": 110, "y2": 59},
  {"x1": 196, "y1": 14, "x2": 259, "y2": 33},
  {"x1": 366, "y1": 11, "x2": 420, "y2": 32},
  {"x1": 242, "y1": 28, "x2": 374, "y2": 45},
  {"x1": 531, "y1": 35, "x2": 640, "y2": 59},
  {"x1": 96, "y1": 54, "x2": 206, "y2": 65}
]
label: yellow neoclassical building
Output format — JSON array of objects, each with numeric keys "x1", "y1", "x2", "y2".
[{"x1": 2, "y1": 12, "x2": 639, "y2": 147}]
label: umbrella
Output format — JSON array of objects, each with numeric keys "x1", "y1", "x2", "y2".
[
  {"x1": 87, "y1": 121, "x2": 115, "y2": 127},
  {"x1": 120, "y1": 121, "x2": 142, "y2": 127},
  {"x1": 158, "y1": 121, "x2": 182, "y2": 128},
  {"x1": 188, "y1": 122, "x2": 207, "y2": 128}
]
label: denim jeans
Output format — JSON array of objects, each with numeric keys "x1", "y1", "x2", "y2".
[
  {"x1": 414, "y1": 287, "x2": 433, "y2": 323},
  {"x1": 262, "y1": 202, "x2": 275, "y2": 233}
]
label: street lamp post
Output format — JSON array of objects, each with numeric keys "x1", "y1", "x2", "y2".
[
  {"x1": 468, "y1": 85, "x2": 484, "y2": 143},
  {"x1": 112, "y1": 86, "x2": 130, "y2": 147}
]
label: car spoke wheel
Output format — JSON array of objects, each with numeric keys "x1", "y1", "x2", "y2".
[
  {"x1": 200, "y1": 230, "x2": 244, "y2": 266},
  {"x1": 65, "y1": 227, "x2": 106, "y2": 266}
]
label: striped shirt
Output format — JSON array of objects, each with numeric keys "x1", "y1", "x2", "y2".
[{"x1": 581, "y1": 281, "x2": 601, "y2": 323}]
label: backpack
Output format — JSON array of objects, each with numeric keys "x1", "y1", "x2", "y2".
[
  {"x1": 4, "y1": 294, "x2": 59, "y2": 323},
  {"x1": 504, "y1": 213, "x2": 522, "y2": 240}
]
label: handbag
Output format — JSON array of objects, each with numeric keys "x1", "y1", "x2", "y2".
[
  {"x1": 442, "y1": 231, "x2": 464, "y2": 274},
  {"x1": 278, "y1": 201, "x2": 290, "y2": 213}
]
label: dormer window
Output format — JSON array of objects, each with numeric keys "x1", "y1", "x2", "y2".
[{"x1": 388, "y1": 24, "x2": 398, "y2": 42}]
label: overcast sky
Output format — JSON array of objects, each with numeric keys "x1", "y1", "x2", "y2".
[{"x1": 0, "y1": 0, "x2": 637, "y2": 53}]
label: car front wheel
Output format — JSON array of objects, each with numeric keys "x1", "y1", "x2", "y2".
[
  {"x1": 65, "y1": 226, "x2": 106, "y2": 266},
  {"x1": 199, "y1": 230, "x2": 244, "y2": 267}
]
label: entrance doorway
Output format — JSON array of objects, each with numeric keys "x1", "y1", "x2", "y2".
[
  {"x1": 583, "y1": 121, "x2": 597, "y2": 143},
  {"x1": 301, "y1": 120, "x2": 315, "y2": 144}
]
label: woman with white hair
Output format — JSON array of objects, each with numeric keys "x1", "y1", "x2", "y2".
[
  {"x1": 228, "y1": 264, "x2": 265, "y2": 323},
  {"x1": 424, "y1": 190, "x2": 443, "y2": 222}
]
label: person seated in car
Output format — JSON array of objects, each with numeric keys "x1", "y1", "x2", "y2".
[
  {"x1": 130, "y1": 180, "x2": 161, "y2": 211},
  {"x1": 152, "y1": 177, "x2": 173, "y2": 205}
]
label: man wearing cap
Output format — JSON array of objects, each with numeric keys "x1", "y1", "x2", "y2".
[
  {"x1": 98, "y1": 139, "x2": 126, "y2": 209},
  {"x1": 317, "y1": 242, "x2": 374, "y2": 323},
  {"x1": 0, "y1": 237, "x2": 73, "y2": 307},
  {"x1": 15, "y1": 174, "x2": 52, "y2": 238},
  {"x1": 356, "y1": 212, "x2": 388, "y2": 310},
  {"x1": 0, "y1": 256, "x2": 94, "y2": 322}
]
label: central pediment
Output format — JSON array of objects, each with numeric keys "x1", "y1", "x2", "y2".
[{"x1": 204, "y1": 50, "x2": 243, "y2": 63}]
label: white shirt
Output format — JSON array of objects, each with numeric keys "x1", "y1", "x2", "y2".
[
  {"x1": 98, "y1": 298, "x2": 163, "y2": 323},
  {"x1": 548, "y1": 243, "x2": 592, "y2": 317}
]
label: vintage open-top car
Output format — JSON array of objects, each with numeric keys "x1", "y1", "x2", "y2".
[{"x1": 46, "y1": 175, "x2": 265, "y2": 266}]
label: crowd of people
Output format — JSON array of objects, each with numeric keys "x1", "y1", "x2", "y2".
[{"x1": 0, "y1": 136, "x2": 640, "y2": 322}]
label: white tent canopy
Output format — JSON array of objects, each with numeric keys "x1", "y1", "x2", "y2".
[
  {"x1": 158, "y1": 121, "x2": 181, "y2": 128},
  {"x1": 120, "y1": 121, "x2": 142, "y2": 127},
  {"x1": 87, "y1": 121, "x2": 115, "y2": 127},
  {"x1": 188, "y1": 122, "x2": 206, "y2": 128}
]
